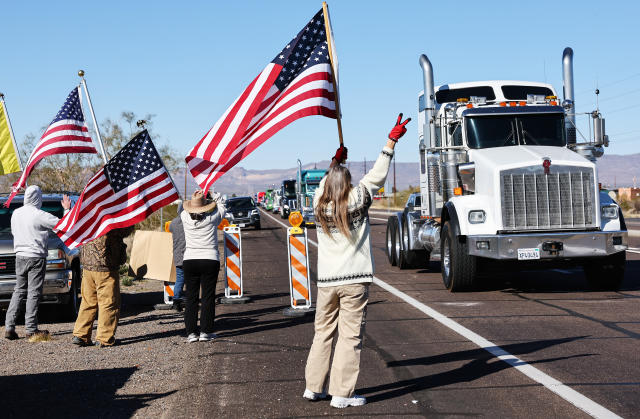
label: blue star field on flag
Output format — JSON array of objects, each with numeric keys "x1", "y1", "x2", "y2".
[
  {"x1": 104, "y1": 130, "x2": 163, "y2": 192},
  {"x1": 271, "y1": 9, "x2": 330, "y2": 91},
  {"x1": 51, "y1": 88, "x2": 85, "y2": 124}
]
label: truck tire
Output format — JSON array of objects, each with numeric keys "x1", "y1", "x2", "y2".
[
  {"x1": 398, "y1": 216, "x2": 420, "y2": 269},
  {"x1": 65, "y1": 264, "x2": 82, "y2": 320},
  {"x1": 386, "y1": 217, "x2": 397, "y2": 266},
  {"x1": 440, "y1": 221, "x2": 477, "y2": 291},
  {"x1": 391, "y1": 218, "x2": 402, "y2": 266},
  {"x1": 583, "y1": 251, "x2": 625, "y2": 291}
]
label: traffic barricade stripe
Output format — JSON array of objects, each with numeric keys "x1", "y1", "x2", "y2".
[
  {"x1": 223, "y1": 226, "x2": 244, "y2": 298},
  {"x1": 286, "y1": 226, "x2": 312, "y2": 310},
  {"x1": 290, "y1": 235, "x2": 306, "y2": 254}
]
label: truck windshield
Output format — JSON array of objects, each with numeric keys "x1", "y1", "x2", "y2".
[
  {"x1": 466, "y1": 113, "x2": 565, "y2": 149},
  {"x1": 283, "y1": 182, "x2": 296, "y2": 198},
  {"x1": 226, "y1": 198, "x2": 254, "y2": 209},
  {"x1": 306, "y1": 183, "x2": 320, "y2": 194},
  {"x1": 0, "y1": 202, "x2": 65, "y2": 234}
]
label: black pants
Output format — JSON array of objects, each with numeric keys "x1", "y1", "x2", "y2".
[{"x1": 183, "y1": 259, "x2": 220, "y2": 334}]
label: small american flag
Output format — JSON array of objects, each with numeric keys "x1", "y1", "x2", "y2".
[
  {"x1": 187, "y1": 8, "x2": 338, "y2": 192},
  {"x1": 55, "y1": 130, "x2": 179, "y2": 249},
  {"x1": 5, "y1": 87, "x2": 98, "y2": 207}
]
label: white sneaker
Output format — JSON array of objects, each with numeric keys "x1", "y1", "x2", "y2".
[
  {"x1": 303, "y1": 388, "x2": 327, "y2": 401},
  {"x1": 199, "y1": 332, "x2": 217, "y2": 342},
  {"x1": 330, "y1": 394, "x2": 366, "y2": 408},
  {"x1": 187, "y1": 333, "x2": 199, "y2": 343}
]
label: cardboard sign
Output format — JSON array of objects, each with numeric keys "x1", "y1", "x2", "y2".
[{"x1": 129, "y1": 230, "x2": 176, "y2": 283}]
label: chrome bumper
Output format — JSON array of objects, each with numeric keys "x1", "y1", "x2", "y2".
[
  {"x1": 0, "y1": 269, "x2": 73, "y2": 301},
  {"x1": 468, "y1": 230, "x2": 628, "y2": 259}
]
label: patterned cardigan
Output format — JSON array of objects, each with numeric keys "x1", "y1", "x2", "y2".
[{"x1": 314, "y1": 146, "x2": 394, "y2": 287}]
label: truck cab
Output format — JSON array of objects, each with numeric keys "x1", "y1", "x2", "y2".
[
  {"x1": 279, "y1": 179, "x2": 298, "y2": 219},
  {"x1": 386, "y1": 48, "x2": 628, "y2": 291},
  {"x1": 297, "y1": 169, "x2": 326, "y2": 227}
]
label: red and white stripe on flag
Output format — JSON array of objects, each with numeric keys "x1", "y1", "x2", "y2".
[
  {"x1": 5, "y1": 87, "x2": 97, "y2": 207},
  {"x1": 54, "y1": 167, "x2": 178, "y2": 249},
  {"x1": 186, "y1": 8, "x2": 337, "y2": 193}
]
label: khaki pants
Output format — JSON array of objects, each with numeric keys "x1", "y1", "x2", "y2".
[
  {"x1": 305, "y1": 283, "x2": 368, "y2": 397},
  {"x1": 73, "y1": 270, "x2": 121, "y2": 346}
]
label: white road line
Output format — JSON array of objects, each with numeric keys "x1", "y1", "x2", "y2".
[
  {"x1": 259, "y1": 208, "x2": 622, "y2": 419},
  {"x1": 627, "y1": 249, "x2": 640, "y2": 255},
  {"x1": 370, "y1": 217, "x2": 389, "y2": 221}
]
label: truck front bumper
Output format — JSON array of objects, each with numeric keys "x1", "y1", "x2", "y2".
[
  {"x1": 468, "y1": 230, "x2": 628, "y2": 259},
  {"x1": 0, "y1": 269, "x2": 73, "y2": 306}
]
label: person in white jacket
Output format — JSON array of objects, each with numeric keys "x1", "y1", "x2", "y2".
[
  {"x1": 4, "y1": 185, "x2": 70, "y2": 340},
  {"x1": 303, "y1": 114, "x2": 410, "y2": 408}
]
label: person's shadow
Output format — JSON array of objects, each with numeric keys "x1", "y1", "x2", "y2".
[{"x1": 361, "y1": 336, "x2": 592, "y2": 403}]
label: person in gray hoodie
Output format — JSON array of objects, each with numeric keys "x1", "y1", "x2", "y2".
[{"x1": 4, "y1": 185, "x2": 70, "y2": 340}]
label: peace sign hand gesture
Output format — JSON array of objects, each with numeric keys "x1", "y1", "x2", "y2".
[{"x1": 388, "y1": 113, "x2": 411, "y2": 142}]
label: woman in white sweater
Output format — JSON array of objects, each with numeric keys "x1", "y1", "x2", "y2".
[
  {"x1": 304, "y1": 114, "x2": 410, "y2": 408},
  {"x1": 181, "y1": 190, "x2": 226, "y2": 343}
]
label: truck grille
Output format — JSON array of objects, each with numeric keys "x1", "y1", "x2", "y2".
[
  {"x1": 0, "y1": 255, "x2": 16, "y2": 276},
  {"x1": 501, "y1": 166, "x2": 596, "y2": 230}
]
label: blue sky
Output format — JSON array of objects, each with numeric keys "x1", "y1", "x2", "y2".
[{"x1": 1, "y1": 0, "x2": 638, "y2": 172}]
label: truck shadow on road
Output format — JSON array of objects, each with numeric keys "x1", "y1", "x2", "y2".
[
  {"x1": 0, "y1": 367, "x2": 175, "y2": 417},
  {"x1": 362, "y1": 336, "x2": 592, "y2": 403}
]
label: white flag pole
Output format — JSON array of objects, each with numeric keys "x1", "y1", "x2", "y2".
[
  {"x1": 0, "y1": 93, "x2": 24, "y2": 171},
  {"x1": 78, "y1": 70, "x2": 108, "y2": 164}
]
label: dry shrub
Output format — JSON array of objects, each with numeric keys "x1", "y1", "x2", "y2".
[{"x1": 28, "y1": 334, "x2": 52, "y2": 343}]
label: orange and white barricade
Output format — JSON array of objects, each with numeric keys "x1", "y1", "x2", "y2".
[
  {"x1": 221, "y1": 225, "x2": 249, "y2": 303},
  {"x1": 284, "y1": 212, "x2": 313, "y2": 315},
  {"x1": 163, "y1": 282, "x2": 175, "y2": 304}
]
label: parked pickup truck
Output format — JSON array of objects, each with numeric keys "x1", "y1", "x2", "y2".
[{"x1": 0, "y1": 193, "x2": 82, "y2": 318}]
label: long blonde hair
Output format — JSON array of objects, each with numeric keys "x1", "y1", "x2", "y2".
[{"x1": 315, "y1": 165, "x2": 352, "y2": 238}]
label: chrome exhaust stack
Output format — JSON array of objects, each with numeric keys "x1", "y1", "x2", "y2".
[
  {"x1": 562, "y1": 47, "x2": 577, "y2": 146},
  {"x1": 419, "y1": 54, "x2": 438, "y2": 217}
]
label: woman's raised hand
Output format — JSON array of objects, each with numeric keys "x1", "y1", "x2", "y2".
[{"x1": 388, "y1": 113, "x2": 411, "y2": 142}]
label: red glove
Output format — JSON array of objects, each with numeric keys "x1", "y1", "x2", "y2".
[
  {"x1": 388, "y1": 113, "x2": 411, "y2": 141},
  {"x1": 332, "y1": 146, "x2": 348, "y2": 163}
]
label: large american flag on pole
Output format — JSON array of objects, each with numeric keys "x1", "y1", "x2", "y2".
[
  {"x1": 5, "y1": 87, "x2": 98, "y2": 207},
  {"x1": 54, "y1": 130, "x2": 179, "y2": 249},
  {"x1": 186, "y1": 8, "x2": 338, "y2": 192}
]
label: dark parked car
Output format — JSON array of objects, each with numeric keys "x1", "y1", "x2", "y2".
[{"x1": 224, "y1": 196, "x2": 261, "y2": 229}]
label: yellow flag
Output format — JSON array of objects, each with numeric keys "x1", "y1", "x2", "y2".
[{"x1": 0, "y1": 101, "x2": 21, "y2": 175}]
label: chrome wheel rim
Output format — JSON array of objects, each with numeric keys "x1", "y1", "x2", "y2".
[{"x1": 443, "y1": 237, "x2": 451, "y2": 279}]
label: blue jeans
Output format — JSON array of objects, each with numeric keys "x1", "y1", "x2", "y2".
[
  {"x1": 174, "y1": 266, "x2": 185, "y2": 300},
  {"x1": 5, "y1": 257, "x2": 46, "y2": 333}
]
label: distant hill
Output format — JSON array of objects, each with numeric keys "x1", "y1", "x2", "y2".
[{"x1": 172, "y1": 152, "x2": 639, "y2": 197}]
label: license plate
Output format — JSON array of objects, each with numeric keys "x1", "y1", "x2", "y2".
[
  {"x1": 517, "y1": 248, "x2": 540, "y2": 260},
  {"x1": 239, "y1": 223, "x2": 246, "y2": 227}
]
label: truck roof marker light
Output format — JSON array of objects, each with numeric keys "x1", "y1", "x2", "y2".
[
  {"x1": 457, "y1": 98, "x2": 469, "y2": 103},
  {"x1": 500, "y1": 102, "x2": 507, "y2": 107},
  {"x1": 546, "y1": 95, "x2": 557, "y2": 100},
  {"x1": 509, "y1": 102, "x2": 517, "y2": 107},
  {"x1": 519, "y1": 101, "x2": 527, "y2": 106},
  {"x1": 466, "y1": 103, "x2": 473, "y2": 109},
  {"x1": 549, "y1": 100, "x2": 558, "y2": 106},
  {"x1": 453, "y1": 187, "x2": 463, "y2": 196}
]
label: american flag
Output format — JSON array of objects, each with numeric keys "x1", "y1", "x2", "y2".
[
  {"x1": 5, "y1": 87, "x2": 98, "y2": 207},
  {"x1": 54, "y1": 130, "x2": 179, "y2": 249},
  {"x1": 187, "y1": 8, "x2": 338, "y2": 192}
]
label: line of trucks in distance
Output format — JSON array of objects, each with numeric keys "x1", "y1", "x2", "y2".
[{"x1": 256, "y1": 46, "x2": 628, "y2": 293}]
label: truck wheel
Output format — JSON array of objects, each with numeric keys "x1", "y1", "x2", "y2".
[
  {"x1": 583, "y1": 251, "x2": 625, "y2": 291},
  {"x1": 386, "y1": 217, "x2": 397, "y2": 266},
  {"x1": 398, "y1": 216, "x2": 419, "y2": 269},
  {"x1": 66, "y1": 264, "x2": 82, "y2": 320},
  {"x1": 440, "y1": 221, "x2": 477, "y2": 291},
  {"x1": 391, "y1": 218, "x2": 402, "y2": 266}
]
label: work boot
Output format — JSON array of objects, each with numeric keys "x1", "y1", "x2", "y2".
[
  {"x1": 72, "y1": 336, "x2": 92, "y2": 347},
  {"x1": 4, "y1": 328, "x2": 18, "y2": 340}
]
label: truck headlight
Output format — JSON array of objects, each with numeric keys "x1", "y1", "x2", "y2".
[
  {"x1": 601, "y1": 205, "x2": 618, "y2": 219},
  {"x1": 468, "y1": 210, "x2": 486, "y2": 224},
  {"x1": 46, "y1": 248, "x2": 66, "y2": 270}
]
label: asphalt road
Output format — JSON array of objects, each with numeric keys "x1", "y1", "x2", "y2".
[{"x1": 168, "y1": 208, "x2": 639, "y2": 418}]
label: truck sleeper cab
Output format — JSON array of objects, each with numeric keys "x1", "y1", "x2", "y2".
[{"x1": 385, "y1": 48, "x2": 628, "y2": 292}]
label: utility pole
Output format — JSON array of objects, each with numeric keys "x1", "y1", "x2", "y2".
[{"x1": 363, "y1": 157, "x2": 367, "y2": 174}]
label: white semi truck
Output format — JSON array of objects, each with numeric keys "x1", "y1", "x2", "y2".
[{"x1": 385, "y1": 47, "x2": 628, "y2": 291}]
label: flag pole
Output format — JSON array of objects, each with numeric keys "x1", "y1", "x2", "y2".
[
  {"x1": 0, "y1": 93, "x2": 24, "y2": 171},
  {"x1": 322, "y1": 1, "x2": 344, "y2": 146},
  {"x1": 78, "y1": 70, "x2": 108, "y2": 164}
]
